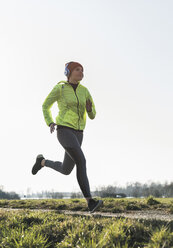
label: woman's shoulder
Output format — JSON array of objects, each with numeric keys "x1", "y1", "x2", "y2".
[
  {"x1": 53, "y1": 81, "x2": 68, "y2": 90},
  {"x1": 78, "y1": 82, "x2": 88, "y2": 90},
  {"x1": 57, "y1": 80, "x2": 68, "y2": 86}
]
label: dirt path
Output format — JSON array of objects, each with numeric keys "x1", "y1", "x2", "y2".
[
  {"x1": 0, "y1": 208, "x2": 173, "y2": 222},
  {"x1": 60, "y1": 209, "x2": 173, "y2": 222}
]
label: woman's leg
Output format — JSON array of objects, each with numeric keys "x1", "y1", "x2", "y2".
[
  {"x1": 44, "y1": 149, "x2": 75, "y2": 175},
  {"x1": 64, "y1": 146, "x2": 92, "y2": 199},
  {"x1": 56, "y1": 128, "x2": 92, "y2": 199},
  {"x1": 43, "y1": 127, "x2": 82, "y2": 175}
]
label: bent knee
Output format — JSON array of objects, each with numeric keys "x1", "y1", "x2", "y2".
[
  {"x1": 65, "y1": 146, "x2": 86, "y2": 165},
  {"x1": 63, "y1": 169, "x2": 72, "y2": 175}
]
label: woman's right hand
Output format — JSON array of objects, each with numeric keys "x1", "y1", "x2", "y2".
[{"x1": 49, "y1": 123, "x2": 57, "y2": 133}]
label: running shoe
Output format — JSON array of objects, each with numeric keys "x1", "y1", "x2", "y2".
[
  {"x1": 32, "y1": 154, "x2": 45, "y2": 175},
  {"x1": 88, "y1": 198, "x2": 103, "y2": 213}
]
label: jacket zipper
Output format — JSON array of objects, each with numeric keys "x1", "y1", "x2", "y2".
[
  {"x1": 68, "y1": 84, "x2": 80, "y2": 130},
  {"x1": 74, "y1": 91, "x2": 80, "y2": 130}
]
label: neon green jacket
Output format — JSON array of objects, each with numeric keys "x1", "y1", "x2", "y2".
[{"x1": 42, "y1": 80, "x2": 96, "y2": 131}]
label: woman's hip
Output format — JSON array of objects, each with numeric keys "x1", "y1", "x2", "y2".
[{"x1": 57, "y1": 126, "x2": 83, "y2": 148}]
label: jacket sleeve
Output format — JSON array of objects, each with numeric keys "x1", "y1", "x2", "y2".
[
  {"x1": 42, "y1": 84, "x2": 61, "y2": 127},
  {"x1": 86, "y1": 87, "x2": 96, "y2": 119}
]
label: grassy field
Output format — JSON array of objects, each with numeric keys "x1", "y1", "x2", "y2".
[
  {"x1": 0, "y1": 196, "x2": 173, "y2": 247},
  {"x1": 0, "y1": 196, "x2": 173, "y2": 213}
]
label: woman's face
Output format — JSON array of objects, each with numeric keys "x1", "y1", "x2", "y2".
[{"x1": 69, "y1": 66, "x2": 84, "y2": 81}]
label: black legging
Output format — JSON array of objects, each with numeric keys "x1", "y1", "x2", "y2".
[{"x1": 44, "y1": 126, "x2": 92, "y2": 198}]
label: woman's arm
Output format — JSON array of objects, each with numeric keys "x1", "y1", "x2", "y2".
[
  {"x1": 42, "y1": 84, "x2": 60, "y2": 126},
  {"x1": 86, "y1": 88, "x2": 96, "y2": 119}
]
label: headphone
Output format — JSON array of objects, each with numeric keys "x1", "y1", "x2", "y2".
[{"x1": 64, "y1": 63, "x2": 70, "y2": 77}]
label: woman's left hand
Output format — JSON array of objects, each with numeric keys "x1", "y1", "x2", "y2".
[{"x1": 86, "y1": 99, "x2": 92, "y2": 112}]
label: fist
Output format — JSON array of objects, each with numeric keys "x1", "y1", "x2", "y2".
[
  {"x1": 50, "y1": 123, "x2": 57, "y2": 133},
  {"x1": 86, "y1": 99, "x2": 92, "y2": 112}
]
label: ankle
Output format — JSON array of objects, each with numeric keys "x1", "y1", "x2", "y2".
[
  {"x1": 41, "y1": 159, "x2": 45, "y2": 167},
  {"x1": 86, "y1": 197, "x2": 92, "y2": 203}
]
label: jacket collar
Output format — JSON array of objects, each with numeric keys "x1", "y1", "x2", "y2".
[{"x1": 58, "y1": 80, "x2": 81, "y2": 85}]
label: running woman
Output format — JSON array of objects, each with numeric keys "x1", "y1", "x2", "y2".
[{"x1": 32, "y1": 61, "x2": 103, "y2": 213}]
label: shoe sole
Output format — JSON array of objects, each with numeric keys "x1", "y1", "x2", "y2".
[
  {"x1": 32, "y1": 154, "x2": 44, "y2": 175},
  {"x1": 89, "y1": 200, "x2": 103, "y2": 213}
]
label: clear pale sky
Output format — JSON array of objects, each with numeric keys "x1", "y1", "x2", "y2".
[{"x1": 0, "y1": 0, "x2": 172, "y2": 196}]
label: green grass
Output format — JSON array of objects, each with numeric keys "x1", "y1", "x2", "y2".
[
  {"x1": 0, "y1": 196, "x2": 173, "y2": 213},
  {"x1": 0, "y1": 207, "x2": 172, "y2": 247}
]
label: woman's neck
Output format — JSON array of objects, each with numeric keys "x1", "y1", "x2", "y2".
[{"x1": 68, "y1": 79, "x2": 79, "y2": 84}]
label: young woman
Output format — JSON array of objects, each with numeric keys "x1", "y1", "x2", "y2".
[{"x1": 32, "y1": 61, "x2": 103, "y2": 213}]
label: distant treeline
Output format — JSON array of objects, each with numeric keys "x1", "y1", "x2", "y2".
[
  {"x1": 0, "y1": 189, "x2": 20, "y2": 199},
  {"x1": 24, "y1": 181, "x2": 173, "y2": 199},
  {"x1": 94, "y1": 181, "x2": 173, "y2": 198},
  {"x1": 1, "y1": 181, "x2": 173, "y2": 199}
]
